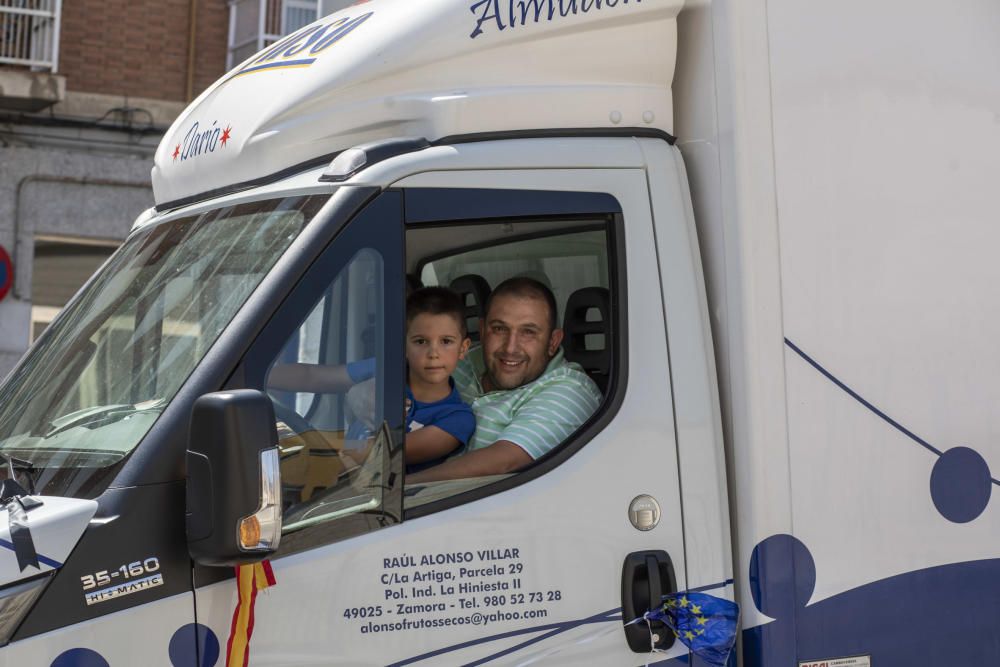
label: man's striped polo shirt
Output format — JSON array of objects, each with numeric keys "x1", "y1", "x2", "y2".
[{"x1": 451, "y1": 347, "x2": 603, "y2": 460}]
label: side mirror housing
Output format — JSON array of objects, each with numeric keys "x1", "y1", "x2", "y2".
[{"x1": 186, "y1": 389, "x2": 282, "y2": 566}]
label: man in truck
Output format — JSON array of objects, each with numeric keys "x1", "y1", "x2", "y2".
[{"x1": 409, "y1": 277, "x2": 602, "y2": 483}]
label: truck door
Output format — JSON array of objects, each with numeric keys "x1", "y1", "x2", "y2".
[{"x1": 193, "y1": 169, "x2": 690, "y2": 666}]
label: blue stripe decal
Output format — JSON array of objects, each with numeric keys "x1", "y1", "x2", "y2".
[
  {"x1": 0, "y1": 537, "x2": 61, "y2": 569},
  {"x1": 743, "y1": 557, "x2": 1000, "y2": 666},
  {"x1": 784, "y1": 338, "x2": 1000, "y2": 486},
  {"x1": 386, "y1": 607, "x2": 621, "y2": 667},
  {"x1": 644, "y1": 657, "x2": 689, "y2": 666},
  {"x1": 460, "y1": 610, "x2": 623, "y2": 667},
  {"x1": 235, "y1": 58, "x2": 316, "y2": 75},
  {"x1": 389, "y1": 580, "x2": 733, "y2": 666},
  {"x1": 687, "y1": 579, "x2": 733, "y2": 594}
]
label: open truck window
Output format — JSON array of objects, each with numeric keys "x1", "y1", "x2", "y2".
[
  {"x1": 401, "y1": 207, "x2": 621, "y2": 512},
  {"x1": 239, "y1": 189, "x2": 623, "y2": 553}
]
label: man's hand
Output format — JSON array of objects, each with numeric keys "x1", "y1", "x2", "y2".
[
  {"x1": 407, "y1": 440, "x2": 532, "y2": 483},
  {"x1": 339, "y1": 437, "x2": 374, "y2": 468},
  {"x1": 345, "y1": 378, "x2": 377, "y2": 429}
]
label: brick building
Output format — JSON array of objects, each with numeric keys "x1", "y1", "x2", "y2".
[{"x1": 0, "y1": 0, "x2": 353, "y2": 379}]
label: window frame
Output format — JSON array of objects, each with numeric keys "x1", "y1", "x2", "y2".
[
  {"x1": 235, "y1": 191, "x2": 406, "y2": 558},
  {"x1": 212, "y1": 186, "x2": 630, "y2": 550},
  {"x1": 414, "y1": 221, "x2": 610, "y2": 285},
  {"x1": 401, "y1": 187, "x2": 629, "y2": 521}
]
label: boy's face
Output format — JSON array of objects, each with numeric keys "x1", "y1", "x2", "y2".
[{"x1": 406, "y1": 313, "x2": 470, "y2": 386}]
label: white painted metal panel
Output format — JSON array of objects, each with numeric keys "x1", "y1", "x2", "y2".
[
  {"x1": 153, "y1": 0, "x2": 684, "y2": 205},
  {"x1": 193, "y1": 160, "x2": 690, "y2": 665}
]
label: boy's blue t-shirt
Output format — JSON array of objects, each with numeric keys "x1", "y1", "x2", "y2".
[{"x1": 405, "y1": 380, "x2": 476, "y2": 474}]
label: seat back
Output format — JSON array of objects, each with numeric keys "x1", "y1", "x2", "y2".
[{"x1": 562, "y1": 286, "x2": 611, "y2": 393}]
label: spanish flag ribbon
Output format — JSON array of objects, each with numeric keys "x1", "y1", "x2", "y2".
[{"x1": 226, "y1": 561, "x2": 276, "y2": 667}]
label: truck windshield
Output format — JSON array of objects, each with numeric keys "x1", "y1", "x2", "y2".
[{"x1": 0, "y1": 195, "x2": 326, "y2": 498}]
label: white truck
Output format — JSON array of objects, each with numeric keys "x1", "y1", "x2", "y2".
[{"x1": 0, "y1": 0, "x2": 996, "y2": 664}]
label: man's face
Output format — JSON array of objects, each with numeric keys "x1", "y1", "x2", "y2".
[{"x1": 481, "y1": 294, "x2": 563, "y2": 391}]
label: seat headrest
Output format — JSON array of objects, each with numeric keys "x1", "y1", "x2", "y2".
[
  {"x1": 562, "y1": 287, "x2": 611, "y2": 392},
  {"x1": 449, "y1": 274, "x2": 491, "y2": 343}
]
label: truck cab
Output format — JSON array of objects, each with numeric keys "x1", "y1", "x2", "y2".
[
  {"x1": 0, "y1": 2, "x2": 728, "y2": 663},
  {"x1": 0, "y1": 0, "x2": 998, "y2": 664}
]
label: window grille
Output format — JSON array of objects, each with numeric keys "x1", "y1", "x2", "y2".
[
  {"x1": 227, "y1": 0, "x2": 319, "y2": 70},
  {"x1": 0, "y1": 0, "x2": 61, "y2": 71}
]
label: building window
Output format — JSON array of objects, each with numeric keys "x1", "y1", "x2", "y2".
[
  {"x1": 30, "y1": 237, "x2": 117, "y2": 342},
  {"x1": 227, "y1": 0, "x2": 359, "y2": 68},
  {"x1": 0, "y1": 0, "x2": 61, "y2": 71},
  {"x1": 227, "y1": 0, "x2": 317, "y2": 69}
]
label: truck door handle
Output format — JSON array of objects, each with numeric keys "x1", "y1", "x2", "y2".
[{"x1": 621, "y1": 550, "x2": 677, "y2": 652}]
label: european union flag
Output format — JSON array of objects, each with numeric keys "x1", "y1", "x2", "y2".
[{"x1": 645, "y1": 591, "x2": 739, "y2": 667}]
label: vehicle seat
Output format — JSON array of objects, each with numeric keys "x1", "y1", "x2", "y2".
[
  {"x1": 449, "y1": 274, "x2": 491, "y2": 344},
  {"x1": 562, "y1": 287, "x2": 611, "y2": 393}
]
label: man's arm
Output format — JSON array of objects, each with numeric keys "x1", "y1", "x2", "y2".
[
  {"x1": 267, "y1": 363, "x2": 354, "y2": 393},
  {"x1": 405, "y1": 426, "x2": 462, "y2": 464},
  {"x1": 407, "y1": 440, "x2": 532, "y2": 483},
  {"x1": 409, "y1": 371, "x2": 601, "y2": 483}
]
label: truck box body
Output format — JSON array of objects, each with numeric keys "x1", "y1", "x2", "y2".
[
  {"x1": 676, "y1": 1, "x2": 1000, "y2": 661},
  {"x1": 0, "y1": 0, "x2": 995, "y2": 664}
]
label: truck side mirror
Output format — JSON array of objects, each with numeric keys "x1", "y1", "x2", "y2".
[{"x1": 186, "y1": 389, "x2": 282, "y2": 566}]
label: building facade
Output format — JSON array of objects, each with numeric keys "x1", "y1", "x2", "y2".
[{"x1": 0, "y1": 0, "x2": 353, "y2": 379}]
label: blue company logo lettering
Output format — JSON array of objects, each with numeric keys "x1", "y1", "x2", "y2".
[
  {"x1": 172, "y1": 121, "x2": 233, "y2": 163},
  {"x1": 469, "y1": 0, "x2": 640, "y2": 38},
  {"x1": 230, "y1": 11, "x2": 374, "y2": 78}
]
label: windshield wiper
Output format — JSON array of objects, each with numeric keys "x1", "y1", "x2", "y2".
[{"x1": 42, "y1": 399, "x2": 166, "y2": 439}]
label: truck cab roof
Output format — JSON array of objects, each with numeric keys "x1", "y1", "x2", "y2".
[{"x1": 152, "y1": 0, "x2": 683, "y2": 207}]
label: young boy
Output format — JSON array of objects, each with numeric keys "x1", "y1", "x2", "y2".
[{"x1": 400, "y1": 287, "x2": 476, "y2": 473}]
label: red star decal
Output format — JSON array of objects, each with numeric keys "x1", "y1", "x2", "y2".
[
  {"x1": 220, "y1": 126, "x2": 232, "y2": 147},
  {"x1": 172, "y1": 144, "x2": 180, "y2": 160}
]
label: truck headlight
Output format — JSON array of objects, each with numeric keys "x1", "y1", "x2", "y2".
[{"x1": 0, "y1": 573, "x2": 51, "y2": 646}]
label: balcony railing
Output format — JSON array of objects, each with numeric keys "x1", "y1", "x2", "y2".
[
  {"x1": 227, "y1": 0, "x2": 318, "y2": 70},
  {"x1": 0, "y1": 0, "x2": 60, "y2": 71}
]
